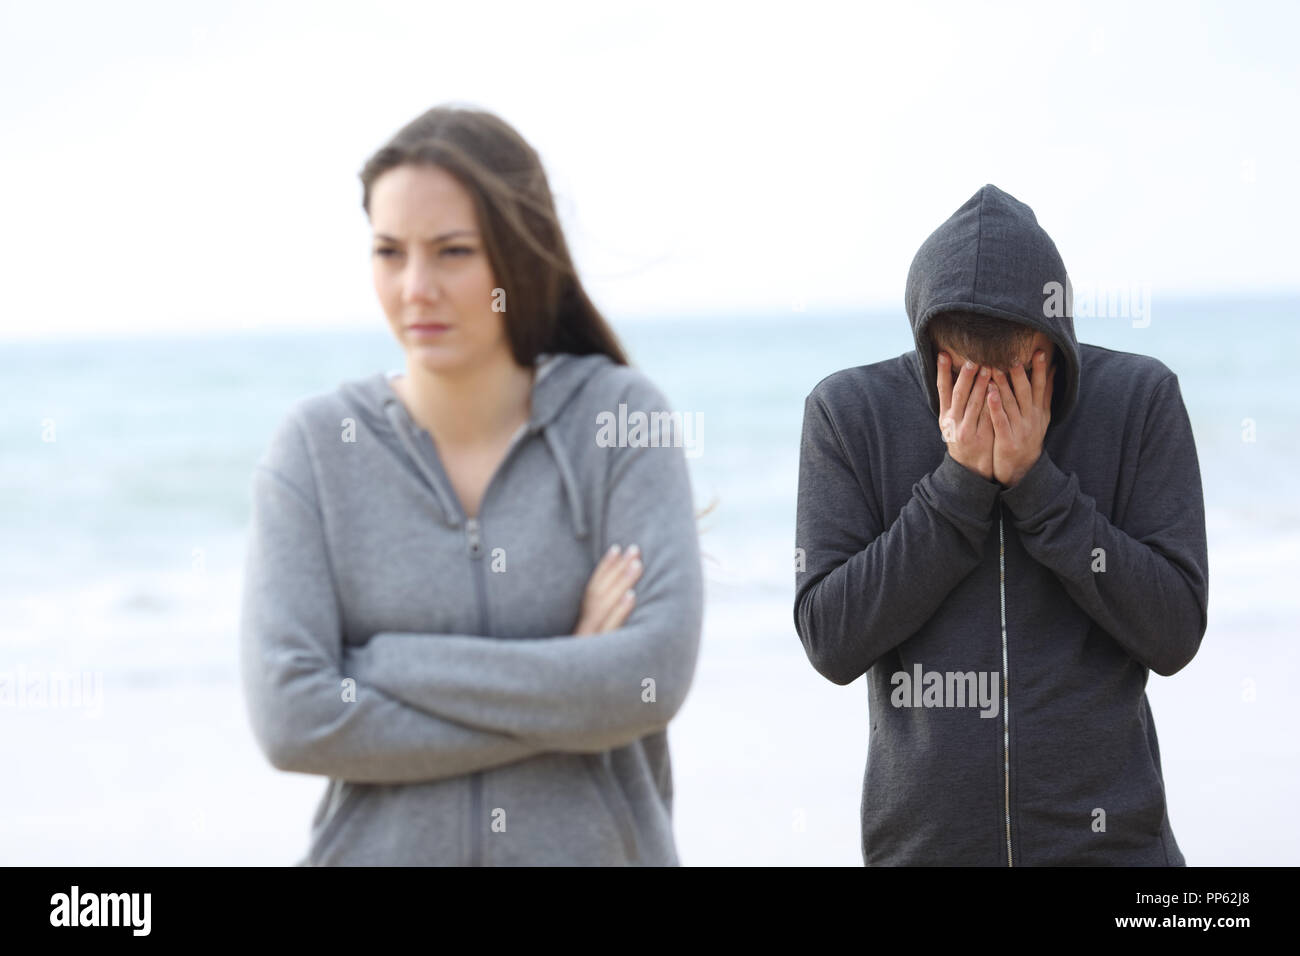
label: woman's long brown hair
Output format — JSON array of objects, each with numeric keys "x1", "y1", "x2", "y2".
[{"x1": 359, "y1": 103, "x2": 630, "y2": 367}]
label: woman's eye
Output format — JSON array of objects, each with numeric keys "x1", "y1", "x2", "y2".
[
  {"x1": 373, "y1": 248, "x2": 398, "y2": 258},
  {"x1": 441, "y1": 246, "x2": 472, "y2": 257}
]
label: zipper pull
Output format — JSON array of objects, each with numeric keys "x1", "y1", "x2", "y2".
[{"x1": 465, "y1": 517, "x2": 482, "y2": 559}]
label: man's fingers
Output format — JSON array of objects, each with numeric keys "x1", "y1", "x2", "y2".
[
  {"x1": 936, "y1": 351, "x2": 952, "y2": 420},
  {"x1": 987, "y1": 382, "x2": 1012, "y2": 435},
  {"x1": 951, "y1": 360, "x2": 976, "y2": 422},
  {"x1": 1031, "y1": 351, "x2": 1048, "y2": 408},
  {"x1": 992, "y1": 368, "x2": 1022, "y2": 427},
  {"x1": 964, "y1": 366, "x2": 990, "y2": 430},
  {"x1": 1009, "y1": 360, "x2": 1033, "y2": 414}
]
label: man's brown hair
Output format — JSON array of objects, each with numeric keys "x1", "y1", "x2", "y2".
[{"x1": 927, "y1": 310, "x2": 1039, "y2": 371}]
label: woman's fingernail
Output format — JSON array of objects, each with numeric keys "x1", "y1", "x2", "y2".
[
  {"x1": 608, "y1": 544, "x2": 621, "y2": 557},
  {"x1": 626, "y1": 544, "x2": 640, "y2": 557}
]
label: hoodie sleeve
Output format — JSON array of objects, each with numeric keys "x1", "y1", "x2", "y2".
[
  {"x1": 343, "y1": 377, "x2": 705, "y2": 754},
  {"x1": 997, "y1": 373, "x2": 1209, "y2": 676},
  {"x1": 793, "y1": 387, "x2": 1003, "y2": 685},
  {"x1": 239, "y1": 412, "x2": 549, "y2": 782}
]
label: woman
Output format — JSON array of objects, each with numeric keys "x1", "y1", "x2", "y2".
[{"x1": 238, "y1": 105, "x2": 705, "y2": 865}]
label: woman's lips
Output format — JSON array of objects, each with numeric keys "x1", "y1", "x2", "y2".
[{"x1": 408, "y1": 324, "x2": 450, "y2": 334}]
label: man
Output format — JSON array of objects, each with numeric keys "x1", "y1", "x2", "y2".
[{"x1": 793, "y1": 184, "x2": 1208, "y2": 866}]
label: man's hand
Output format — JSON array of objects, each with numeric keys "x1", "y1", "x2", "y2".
[
  {"x1": 937, "y1": 352, "x2": 994, "y2": 481},
  {"x1": 986, "y1": 350, "x2": 1056, "y2": 488}
]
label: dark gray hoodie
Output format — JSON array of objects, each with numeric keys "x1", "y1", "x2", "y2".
[
  {"x1": 239, "y1": 352, "x2": 703, "y2": 865},
  {"x1": 793, "y1": 184, "x2": 1209, "y2": 865}
]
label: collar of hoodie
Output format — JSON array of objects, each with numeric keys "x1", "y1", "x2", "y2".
[{"x1": 377, "y1": 352, "x2": 591, "y2": 542}]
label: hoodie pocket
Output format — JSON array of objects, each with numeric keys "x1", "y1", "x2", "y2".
[{"x1": 583, "y1": 753, "x2": 640, "y2": 864}]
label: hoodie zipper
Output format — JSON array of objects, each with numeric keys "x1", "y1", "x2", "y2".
[
  {"x1": 459, "y1": 426, "x2": 535, "y2": 867},
  {"x1": 379, "y1": 364, "x2": 580, "y2": 866},
  {"x1": 466, "y1": 514, "x2": 487, "y2": 867},
  {"x1": 997, "y1": 501, "x2": 1012, "y2": 867}
]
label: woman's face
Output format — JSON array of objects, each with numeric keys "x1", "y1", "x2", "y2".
[{"x1": 369, "y1": 163, "x2": 507, "y2": 375}]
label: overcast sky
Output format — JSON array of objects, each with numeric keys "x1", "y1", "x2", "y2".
[{"x1": 2, "y1": 0, "x2": 1296, "y2": 341}]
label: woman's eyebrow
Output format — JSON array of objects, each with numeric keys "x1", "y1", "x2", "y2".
[{"x1": 374, "y1": 230, "x2": 478, "y2": 243}]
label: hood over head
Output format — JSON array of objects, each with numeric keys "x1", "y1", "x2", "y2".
[
  {"x1": 905, "y1": 183, "x2": 1080, "y2": 427},
  {"x1": 338, "y1": 351, "x2": 613, "y2": 538}
]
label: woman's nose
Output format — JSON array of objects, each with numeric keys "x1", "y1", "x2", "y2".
[{"x1": 403, "y1": 262, "x2": 440, "y2": 303}]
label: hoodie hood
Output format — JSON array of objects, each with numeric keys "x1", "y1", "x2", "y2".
[
  {"x1": 905, "y1": 184, "x2": 1081, "y2": 427},
  {"x1": 337, "y1": 351, "x2": 611, "y2": 539}
]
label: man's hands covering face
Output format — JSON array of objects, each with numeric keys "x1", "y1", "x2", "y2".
[
  {"x1": 986, "y1": 352, "x2": 1056, "y2": 488},
  {"x1": 937, "y1": 353, "x2": 994, "y2": 480},
  {"x1": 937, "y1": 350, "x2": 1056, "y2": 488}
]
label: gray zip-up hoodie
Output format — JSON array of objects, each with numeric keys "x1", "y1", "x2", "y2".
[
  {"x1": 239, "y1": 351, "x2": 704, "y2": 866},
  {"x1": 793, "y1": 184, "x2": 1209, "y2": 866}
]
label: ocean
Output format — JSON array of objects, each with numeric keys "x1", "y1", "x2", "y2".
[{"x1": 2, "y1": 296, "x2": 1297, "y2": 864}]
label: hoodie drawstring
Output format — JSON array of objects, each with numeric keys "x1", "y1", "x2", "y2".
[
  {"x1": 542, "y1": 425, "x2": 589, "y2": 541},
  {"x1": 381, "y1": 396, "x2": 589, "y2": 544}
]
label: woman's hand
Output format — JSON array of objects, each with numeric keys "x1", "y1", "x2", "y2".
[{"x1": 574, "y1": 544, "x2": 643, "y2": 636}]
